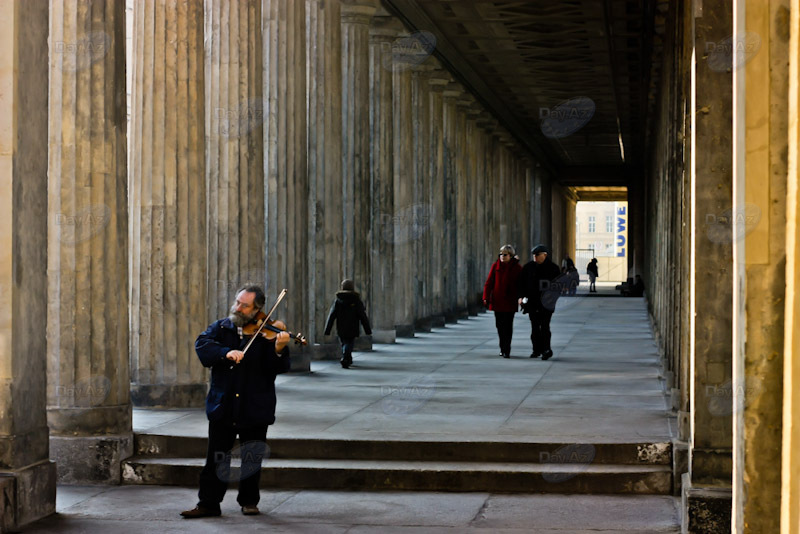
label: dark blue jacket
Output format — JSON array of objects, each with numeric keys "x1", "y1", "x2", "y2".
[
  {"x1": 195, "y1": 317, "x2": 291, "y2": 427},
  {"x1": 324, "y1": 291, "x2": 372, "y2": 339}
]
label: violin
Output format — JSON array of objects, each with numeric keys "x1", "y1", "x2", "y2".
[{"x1": 242, "y1": 310, "x2": 308, "y2": 346}]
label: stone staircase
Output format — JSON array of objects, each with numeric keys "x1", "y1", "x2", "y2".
[{"x1": 122, "y1": 433, "x2": 672, "y2": 494}]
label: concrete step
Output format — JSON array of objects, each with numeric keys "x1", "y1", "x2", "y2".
[
  {"x1": 121, "y1": 456, "x2": 673, "y2": 494},
  {"x1": 133, "y1": 433, "x2": 672, "y2": 465}
]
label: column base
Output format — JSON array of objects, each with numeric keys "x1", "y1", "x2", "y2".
[
  {"x1": 672, "y1": 439, "x2": 689, "y2": 496},
  {"x1": 0, "y1": 460, "x2": 57, "y2": 532},
  {"x1": 288, "y1": 346, "x2": 311, "y2": 372},
  {"x1": 308, "y1": 343, "x2": 341, "y2": 361},
  {"x1": 428, "y1": 315, "x2": 446, "y2": 328},
  {"x1": 371, "y1": 329, "x2": 396, "y2": 344},
  {"x1": 467, "y1": 303, "x2": 481, "y2": 316},
  {"x1": 354, "y1": 336, "x2": 373, "y2": 351},
  {"x1": 414, "y1": 317, "x2": 432, "y2": 333},
  {"x1": 49, "y1": 434, "x2": 133, "y2": 484},
  {"x1": 681, "y1": 473, "x2": 732, "y2": 533},
  {"x1": 395, "y1": 324, "x2": 415, "y2": 338},
  {"x1": 130, "y1": 383, "x2": 207, "y2": 408},
  {"x1": 444, "y1": 311, "x2": 460, "y2": 323}
]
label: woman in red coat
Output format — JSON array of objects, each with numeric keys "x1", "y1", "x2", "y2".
[{"x1": 482, "y1": 244, "x2": 523, "y2": 358}]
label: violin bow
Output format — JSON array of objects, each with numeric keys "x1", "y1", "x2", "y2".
[{"x1": 241, "y1": 288, "x2": 288, "y2": 357}]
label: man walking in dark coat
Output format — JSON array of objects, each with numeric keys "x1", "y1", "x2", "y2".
[
  {"x1": 518, "y1": 245, "x2": 562, "y2": 360},
  {"x1": 181, "y1": 285, "x2": 291, "y2": 518},
  {"x1": 325, "y1": 279, "x2": 372, "y2": 368}
]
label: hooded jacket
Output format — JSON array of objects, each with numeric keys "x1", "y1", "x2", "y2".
[
  {"x1": 195, "y1": 317, "x2": 291, "y2": 427},
  {"x1": 482, "y1": 257, "x2": 522, "y2": 312},
  {"x1": 324, "y1": 290, "x2": 372, "y2": 339}
]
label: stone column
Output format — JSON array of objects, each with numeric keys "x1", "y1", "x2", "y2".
[
  {"x1": 783, "y1": 1, "x2": 800, "y2": 530},
  {"x1": 683, "y1": 0, "x2": 734, "y2": 529},
  {"x1": 341, "y1": 0, "x2": 377, "y2": 348},
  {"x1": 129, "y1": 0, "x2": 206, "y2": 408},
  {"x1": 263, "y1": 0, "x2": 309, "y2": 368},
  {"x1": 205, "y1": 0, "x2": 265, "y2": 320},
  {"x1": 411, "y1": 62, "x2": 433, "y2": 330},
  {"x1": 391, "y1": 23, "x2": 415, "y2": 337},
  {"x1": 462, "y1": 99, "x2": 481, "y2": 314},
  {"x1": 427, "y1": 68, "x2": 449, "y2": 325},
  {"x1": 306, "y1": 0, "x2": 343, "y2": 358},
  {"x1": 732, "y1": 0, "x2": 789, "y2": 531},
  {"x1": 442, "y1": 82, "x2": 461, "y2": 320},
  {"x1": 454, "y1": 90, "x2": 469, "y2": 317},
  {"x1": 47, "y1": 0, "x2": 131, "y2": 484},
  {"x1": 0, "y1": 1, "x2": 57, "y2": 528},
  {"x1": 368, "y1": 11, "x2": 400, "y2": 343}
]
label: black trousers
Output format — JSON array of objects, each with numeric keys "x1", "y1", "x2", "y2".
[
  {"x1": 529, "y1": 308, "x2": 554, "y2": 354},
  {"x1": 198, "y1": 421, "x2": 268, "y2": 510},
  {"x1": 494, "y1": 311, "x2": 515, "y2": 355}
]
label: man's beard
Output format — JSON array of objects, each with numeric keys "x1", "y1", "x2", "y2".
[{"x1": 229, "y1": 306, "x2": 258, "y2": 327}]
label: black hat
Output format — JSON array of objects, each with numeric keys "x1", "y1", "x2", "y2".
[
  {"x1": 531, "y1": 244, "x2": 549, "y2": 255},
  {"x1": 341, "y1": 279, "x2": 355, "y2": 291}
]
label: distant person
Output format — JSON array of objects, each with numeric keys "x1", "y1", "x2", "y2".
[
  {"x1": 324, "y1": 279, "x2": 372, "y2": 368},
  {"x1": 482, "y1": 244, "x2": 523, "y2": 358},
  {"x1": 519, "y1": 244, "x2": 561, "y2": 360},
  {"x1": 587, "y1": 258, "x2": 599, "y2": 293},
  {"x1": 561, "y1": 257, "x2": 579, "y2": 296},
  {"x1": 566, "y1": 260, "x2": 580, "y2": 296}
]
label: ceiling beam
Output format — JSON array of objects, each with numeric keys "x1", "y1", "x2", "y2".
[{"x1": 382, "y1": 0, "x2": 558, "y2": 174}]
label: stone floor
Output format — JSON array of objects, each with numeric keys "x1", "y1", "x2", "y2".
[{"x1": 24, "y1": 282, "x2": 681, "y2": 532}]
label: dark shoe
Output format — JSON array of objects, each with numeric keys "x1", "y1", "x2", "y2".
[
  {"x1": 541, "y1": 350, "x2": 553, "y2": 361},
  {"x1": 530, "y1": 352, "x2": 540, "y2": 358},
  {"x1": 502, "y1": 353, "x2": 510, "y2": 359},
  {"x1": 181, "y1": 505, "x2": 221, "y2": 518},
  {"x1": 340, "y1": 359, "x2": 350, "y2": 369},
  {"x1": 241, "y1": 505, "x2": 260, "y2": 515}
]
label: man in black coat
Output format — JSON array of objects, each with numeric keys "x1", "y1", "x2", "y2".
[
  {"x1": 181, "y1": 285, "x2": 291, "y2": 519},
  {"x1": 518, "y1": 245, "x2": 562, "y2": 360},
  {"x1": 324, "y1": 279, "x2": 372, "y2": 368}
]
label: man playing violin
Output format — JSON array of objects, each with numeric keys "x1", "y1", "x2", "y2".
[{"x1": 181, "y1": 285, "x2": 291, "y2": 519}]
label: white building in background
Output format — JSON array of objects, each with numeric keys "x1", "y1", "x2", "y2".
[{"x1": 575, "y1": 201, "x2": 628, "y2": 282}]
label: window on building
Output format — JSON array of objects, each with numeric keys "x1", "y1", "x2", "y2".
[
  {"x1": 588, "y1": 216, "x2": 595, "y2": 233},
  {"x1": 606, "y1": 215, "x2": 613, "y2": 233}
]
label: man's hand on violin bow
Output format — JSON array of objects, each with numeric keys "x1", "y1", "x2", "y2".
[{"x1": 226, "y1": 350, "x2": 245, "y2": 364}]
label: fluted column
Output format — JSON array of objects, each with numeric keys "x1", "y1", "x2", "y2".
[
  {"x1": 412, "y1": 62, "x2": 433, "y2": 329},
  {"x1": 459, "y1": 96, "x2": 480, "y2": 313},
  {"x1": 47, "y1": 0, "x2": 131, "y2": 484},
  {"x1": 205, "y1": 0, "x2": 265, "y2": 320},
  {"x1": 307, "y1": 0, "x2": 343, "y2": 356},
  {"x1": 129, "y1": 0, "x2": 206, "y2": 408},
  {"x1": 368, "y1": 12, "x2": 401, "y2": 343},
  {"x1": 341, "y1": 0, "x2": 377, "y2": 347},
  {"x1": 263, "y1": 0, "x2": 308, "y2": 367},
  {"x1": 442, "y1": 82, "x2": 460, "y2": 318},
  {"x1": 0, "y1": 1, "x2": 56, "y2": 528},
  {"x1": 391, "y1": 23, "x2": 415, "y2": 337},
  {"x1": 427, "y1": 68, "x2": 449, "y2": 323}
]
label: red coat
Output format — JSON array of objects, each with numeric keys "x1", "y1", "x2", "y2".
[{"x1": 482, "y1": 258, "x2": 522, "y2": 312}]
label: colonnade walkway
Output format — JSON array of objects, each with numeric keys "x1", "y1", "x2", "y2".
[{"x1": 28, "y1": 283, "x2": 681, "y2": 533}]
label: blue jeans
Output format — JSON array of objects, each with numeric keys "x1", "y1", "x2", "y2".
[{"x1": 340, "y1": 337, "x2": 354, "y2": 363}]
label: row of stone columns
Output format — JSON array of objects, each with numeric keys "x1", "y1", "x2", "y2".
[
  {"x1": 1, "y1": 2, "x2": 543, "y2": 510},
  {"x1": 645, "y1": 0, "x2": 797, "y2": 531}
]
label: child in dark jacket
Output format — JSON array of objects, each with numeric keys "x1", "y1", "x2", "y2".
[{"x1": 324, "y1": 279, "x2": 372, "y2": 368}]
